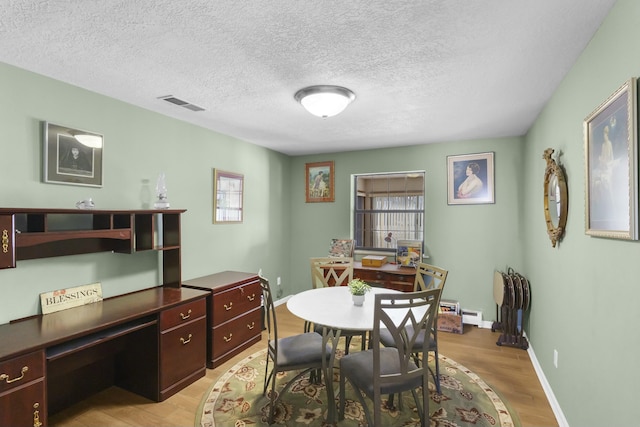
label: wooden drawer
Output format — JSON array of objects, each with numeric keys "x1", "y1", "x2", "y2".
[
  {"x1": 356, "y1": 267, "x2": 415, "y2": 292},
  {"x1": 0, "y1": 350, "x2": 44, "y2": 395},
  {"x1": 212, "y1": 280, "x2": 261, "y2": 325},
  {"x1": 386, "y1": 281, "x2": 414, "y2": 292},
  {"x1": 160, "y1": 298, "x2": 206, "y2": 331},
  {"x1": 160, "y1": 317, "x2": 206, "y2": 390},
  {"x1": 356, "y1": 269, "x2": 389, "y2": 286},
  {"x1": 212, "y1": 308, "x2": 262, "y2": 359},
  {"x1": 0, "y1": 379, "x2": 46, "y2": 427}
]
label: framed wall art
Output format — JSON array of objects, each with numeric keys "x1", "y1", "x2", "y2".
[
  {"x1": 584, "y1": 77, "x2": 638, "y2": 240},
  {"x1": 305, "y1": 161, "x2": 334, "y2": 203},
  {"x1": 447, "y1": 152, "x2": 495, "y2": 205},
  {"x1": 43, "y1": 122, "x2": 103, "y2": 187},
  {"x1": 213, "y1": 169, "x2": 244, "y2": 223}
]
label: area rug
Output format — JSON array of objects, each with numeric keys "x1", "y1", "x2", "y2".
[{"x1": 196, "y1": 348, "x2": 520, "y2": 427}]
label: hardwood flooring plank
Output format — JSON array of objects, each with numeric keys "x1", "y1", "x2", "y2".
[{"x1": 50, "y1": 304, "x2": 558, "y2": 427}]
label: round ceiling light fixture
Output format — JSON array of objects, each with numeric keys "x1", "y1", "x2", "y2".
[{"x1": 294, "y1": 85, "x2": 356, "y2": 118}]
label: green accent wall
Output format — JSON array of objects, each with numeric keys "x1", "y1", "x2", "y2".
[
  {"x1": 521, "y1": 1, "x2": 639, "y2": 425},
  {"x1": 0, "y1": 61, "x2": 291, "y2": 323},
  {"x1": 1, "y1": 1, "x2": 637, "y2": 424}
]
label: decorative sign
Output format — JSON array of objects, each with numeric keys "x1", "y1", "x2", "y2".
[{"x1": 40, "y1": 283, "x2": 103, "y2": 315}]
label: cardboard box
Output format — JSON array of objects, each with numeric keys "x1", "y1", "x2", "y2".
[
  {"x1": 362, "y1": 255, "x2": 387, "y2": 267},
  {"x1": 437, "y1": 313, "x2": 463, "y2": 334}
]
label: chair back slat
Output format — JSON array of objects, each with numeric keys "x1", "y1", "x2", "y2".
[
  {"x1": 310, "y1": 257, "x2": 354, "y2": 288},
  {"x1": 371, "y1": 289, "x2": 441, "y2": 385},
  {"x1": 413, "y1": 262, "x2": 448, "y2": 292}
]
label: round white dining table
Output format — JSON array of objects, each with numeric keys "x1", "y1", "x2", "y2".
[
  {"x1": 286, "y1": 286, "x2": 401, "y2": 423},
  {"x1": 287, "y1": 286, "x2": 399, "y2": 331}
]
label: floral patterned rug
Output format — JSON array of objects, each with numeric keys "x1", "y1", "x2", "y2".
[{"x1": 196, "y1": 347, "x2": 520, "y2": 427}]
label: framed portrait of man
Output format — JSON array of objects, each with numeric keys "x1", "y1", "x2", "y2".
[{"x1": 43, "y1": 122, "x2": 103, "y2": 187}]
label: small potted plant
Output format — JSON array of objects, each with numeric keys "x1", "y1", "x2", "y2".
[{"x1": 348, "y1": 278, "x2": 371, "y2": 306}]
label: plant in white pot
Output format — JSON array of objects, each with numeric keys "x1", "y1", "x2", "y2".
[{"x1": 348, "y1": 278, "x2": 371, "y2": 306}]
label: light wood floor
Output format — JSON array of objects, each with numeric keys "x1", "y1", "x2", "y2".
[{"x1": 50, "y1": 304, "x2": 558, "y2": 427}]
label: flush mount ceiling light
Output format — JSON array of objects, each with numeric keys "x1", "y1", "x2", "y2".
[{"x1": 294, "y1": 85, "x2": 356, "y2": 118}]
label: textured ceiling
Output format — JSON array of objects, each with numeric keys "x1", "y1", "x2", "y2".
[{"x1": 0, "y1": 1, "x2": 616, "y2": 156}]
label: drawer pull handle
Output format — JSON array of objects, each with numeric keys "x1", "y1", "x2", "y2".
[
  {"x1": 180, "y1": 334, "x2": 193, "y2": 345},
  {"x1": 33, "y1": 403, "x2": 42, "y2": 427},
  {"x1": 2, "y1": 229, "x2": 8, "y2": 253},
  {"x1": 0, "y1": 366, "x2": 28, "y2": 384},
  {"x1": 224, "y1": 302, "x2": 233, "y2": 311},
  {"x1": 180, "y1": 309, "x2": 192, "y2": 320},
  {"x1": 247, "y1": 293, "x2": 255, "y2": 302},
  {"x1": 223, "y1": 333, "x2": 233, "y2": 342},
  {"x1": 247, "y1": 322, "x2": 255, "y2": 330}
]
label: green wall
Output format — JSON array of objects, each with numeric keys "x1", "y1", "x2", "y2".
[
  {"x1": 2, "y1": 1, "x2": 638, "y2": 424},
  {"x1": 289, "y1": 139, "x2": 526, "y2": 321},
  {"x1": 520, "y1": 0, "x2": 638, "y2": 425},
  {"x1": 0, "y1": 62, "x2": 291, "y2": 323}
]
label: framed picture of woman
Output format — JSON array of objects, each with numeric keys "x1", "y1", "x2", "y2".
[
  {"x1": 305, "y1": 161, "x2": 334, "y2": 203},
  {"x1": 447, "y1": 152, "x2": 495, "y2": 205},
  {"x1": 584, "y1": 78, "x2": 637, "y2": 240}
]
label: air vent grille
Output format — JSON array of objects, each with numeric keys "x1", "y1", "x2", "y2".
[{"x1": 158, "y1": 95, "x2": 205, "y2": 112}]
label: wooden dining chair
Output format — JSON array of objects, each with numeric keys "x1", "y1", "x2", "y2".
[
  {"x1": 308, "y1": 257, "x2": 367, "y2": 353},
  {"x1": 379, "y1": 262, "x2": 448, "y2": 394},
  {"x1": 260, "y1": 276, "x2": 330, "y2": 424},
  {"x1": 339, "y1": 288, "x2": 441, "y2": 427}
]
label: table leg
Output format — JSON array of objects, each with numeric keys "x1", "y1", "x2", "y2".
[{"x1": 321, "y1": 325, "x2": 342, "y2": 425}]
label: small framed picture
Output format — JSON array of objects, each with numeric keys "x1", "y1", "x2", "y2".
[
  {"x1": 584, "y1": 78, "x2": 638, "y2": 240},
  {"x1": 305, "y1": 161, "x2": 334, "y2": 203},
  {"x1": 447, "y1": 152, "x2": 495, "y2": 205},
  {"x1": 43, "y1": 122, "x2": 103, "y2": 187}
]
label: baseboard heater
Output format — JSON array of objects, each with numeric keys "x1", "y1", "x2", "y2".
[{"x1": 462, "y1": 309, "x2": 483, "y2": 326}]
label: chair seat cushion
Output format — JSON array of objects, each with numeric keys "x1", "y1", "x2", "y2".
[
  {"x1": 379, "y1": 326, "x2": 436, "y2": 351},
  {"x1": 274, "y1": 332, "x2": 330, "y2": 368},
  {"x1": 340, "y1": 347, "x2": 421, "y2": 396}
]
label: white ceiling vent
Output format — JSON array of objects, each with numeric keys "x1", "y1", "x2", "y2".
[{"x1": 158, "y1": 95, "x2": 205, "y2": 112}]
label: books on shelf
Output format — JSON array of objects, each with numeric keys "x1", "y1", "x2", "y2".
[
  {"x1": 438, "y1": 298, "x2": 463, "y2": 334},
  {"x1": 439, "y1": 299, "x2": 460, "y2": 315}
]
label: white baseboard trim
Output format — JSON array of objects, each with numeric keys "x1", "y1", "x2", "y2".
[
  {"x1": 479, "y1": 320, "x2": 494, "y2": 329},
  {"x1": 525, "y1": 333, "x2": 569, "y2": 427},
  {"x1": 274, "y1": 294, "x2": 292, "y2": 307}
]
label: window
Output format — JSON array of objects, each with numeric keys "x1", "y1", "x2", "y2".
[
  {"x1": 213, "y1": 169, "x2": 244, "y2": 223},
  {"x1": 353, "y1": 171, "x2": 425, "y2": 252}
]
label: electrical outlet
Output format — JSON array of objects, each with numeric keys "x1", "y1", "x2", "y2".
[
  {"x1": 553, "y1": 349, "x2": 558, "y2": 368},
  {"x1": 277, "y1": 277, "x2": 281, "y2": 286}
]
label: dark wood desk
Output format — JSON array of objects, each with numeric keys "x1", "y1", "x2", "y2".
[
  {"x1": 354, "y1": 261, "x2": 416, "y2": 292},
  {"x1": 0, "y1": 286, "x2": 208, "y2": 426}
]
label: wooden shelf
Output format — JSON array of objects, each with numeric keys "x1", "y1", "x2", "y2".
[
  {"x1": 0, "y1": 208, "x2": 185, "y2": 287},
  {"x1": 17, "y1": 229, "x2": 132, "y2": 247}
]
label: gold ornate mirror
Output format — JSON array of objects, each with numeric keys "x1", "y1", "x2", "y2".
[{"x1": 543, "y1": 148, "x2": 568, "y2": 247}]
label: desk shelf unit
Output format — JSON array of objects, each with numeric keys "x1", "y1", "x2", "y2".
[
  {"x1": 0, "y1": 208, "x2": 184, "y2": 286},
  {"x1": 0, "y1": 207, "x2": 208, "y2": 427}
]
